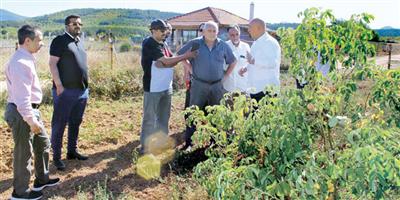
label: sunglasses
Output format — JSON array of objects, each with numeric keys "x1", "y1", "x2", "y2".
[
  {"x1": 69, "y1": 22, "x2": 83, "y2": 27},
  {"x1": 154, "y1": 29, "x2": 166, "y2": 33}
]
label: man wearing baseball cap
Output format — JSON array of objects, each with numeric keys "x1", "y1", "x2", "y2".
[{"x1": 139, "y1": 19, "x2": 197, "y2": 153}]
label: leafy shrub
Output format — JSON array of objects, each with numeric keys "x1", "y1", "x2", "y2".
[
  {"x1": 89, "y1": 67, "x2": 142, "y2": 100},
  {"x1": 187, "y1": 8, "x2": 400, "y2": 199},
  {"x1": 119, "y1": 42, "x2": 132, "y2": 52}
]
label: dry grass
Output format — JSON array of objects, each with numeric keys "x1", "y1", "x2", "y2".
[
  {"x1": 0, "y1": 39, "x2": 203, "y2": 199},
  {"x1": 1, "y1": 40, "x2": 187, "y2": 94},
  {"x1": 0, "y1": 93, "x2": 209, "y2": 200},
  {"x1": 0, "y1": 41, "x2": 141, "y2": 77}
]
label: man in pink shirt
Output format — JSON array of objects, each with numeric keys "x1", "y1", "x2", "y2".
[{"x1": 4, "y1": 25, "x2": 59, "y2": 200}]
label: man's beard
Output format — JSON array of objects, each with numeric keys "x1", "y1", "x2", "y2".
[{"x1": 72, "y1": 29, "x2": 81, "y2": 37}]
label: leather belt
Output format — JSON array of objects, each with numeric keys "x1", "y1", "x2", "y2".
[
  {"x1": 193, "y1": 77, "x2": 221, "y2": 85},
  {"x1": 10, "y1": 103, "x2": 40, "y2": 109}
]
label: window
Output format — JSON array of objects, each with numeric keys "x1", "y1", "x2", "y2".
[{"x1": 182, "y1": 30, "x2": 197, "y2": 44}]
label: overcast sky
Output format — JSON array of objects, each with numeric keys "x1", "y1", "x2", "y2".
[{"x1": 1, "y1": 0, "x2": 399, "y2": 29}]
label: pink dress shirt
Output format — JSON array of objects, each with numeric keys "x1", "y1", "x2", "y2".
[{"x1": 5, "y1": 47, "x2": 42, "y2": 125}]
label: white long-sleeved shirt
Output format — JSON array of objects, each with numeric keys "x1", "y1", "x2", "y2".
[
  {"x1": 6, "y1": 47, "x2": 42, "y2": 125},
  {"x1": 247, "y1": 32, "x2": 281, "y2": 94},
  {"x1": 316, "y1": 51, "x2": 330, "y2": 77},
  {"x1": 223, "y1": 40, "x2": 250, "y2": 92}
]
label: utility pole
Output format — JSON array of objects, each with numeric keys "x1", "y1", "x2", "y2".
[
  {"x1": 109, "y1": 32, "x2": 114, "y2": 69},
  {"x1": 387, "y1": 43, "x2": 392, "y2": 70}
]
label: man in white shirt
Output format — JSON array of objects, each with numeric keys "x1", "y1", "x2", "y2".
[
  {"x1": 296, "y1": 50, "x2": 330, "y2": 89},
  {"x1": 316, "y1": 51, "x2": 330, "y2": 77},
  {"x1": 223, "y1": 25, "x2": 250, "y2": 93},
  {"x1": 240, "y1": 18, "x2": 281, "y2": 102}
]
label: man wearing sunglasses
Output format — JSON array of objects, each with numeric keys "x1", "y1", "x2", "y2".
[
  {"x1": 49, "y1": 15, "x2": 89, "y2": 170},
  {"x1": 140, "y1": 19, "x2": 198, "y2": 154}
]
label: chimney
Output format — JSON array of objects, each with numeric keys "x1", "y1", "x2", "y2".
[{"x1": 249, "y1": 2, "x2": 254, "y2": 20}]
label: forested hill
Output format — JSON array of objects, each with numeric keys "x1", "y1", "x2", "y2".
[
  {"x1": 1, "y1": 8, "x2": 399, "y2": 39},
  {"x1": 1, "y1": 8, "x2": 180, "y2": 38},
  {"x1": 0, "y1": 9, "x2": 27, "y2": 21}
]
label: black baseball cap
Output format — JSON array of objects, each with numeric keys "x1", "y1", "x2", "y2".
[{"x1": 150, "y1": 19, "x2": 168, "y2": 30}]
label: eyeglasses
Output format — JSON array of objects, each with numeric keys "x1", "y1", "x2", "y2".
[{"x1": 69, "y1": 22, "x2": 83, "y2": 27}]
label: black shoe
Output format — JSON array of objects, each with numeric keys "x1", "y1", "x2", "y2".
[
  {"x1": 67, "y1": 151, "x2": 88, "y2": 160},
  {"x1": 179, "y1": 142, "x2": 192, "y2": 151},
  {"x1": 11, "y1": 190, "x2": 43, "y2": 200},
  {"x1": 32, "y1": 178, "x2": 60, "y2": 191},
  {"x1": 53, "y1": 159, "x2": 66, "y2": 171}
]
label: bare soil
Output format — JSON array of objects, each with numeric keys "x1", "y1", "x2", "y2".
[{"x1": 0, "y1": 93, "x2": 207, "y2": 199}]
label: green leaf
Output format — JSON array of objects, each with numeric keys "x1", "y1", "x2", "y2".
[
  {"x1": 305, "y1": 178, "x2": 315, "y2": 195},
  {"x1": 329, "y1": 116, "x2": 338, "y2": 128}
]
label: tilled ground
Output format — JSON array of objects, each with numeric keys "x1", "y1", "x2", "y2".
[{"x1": 0, "y1": 94, "x2": 208, "y2": 199}]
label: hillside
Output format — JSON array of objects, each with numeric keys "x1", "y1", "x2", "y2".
[
  {"x1": 266, "y1": 22, "x2": 400, "y2": 38},
  {"x1": 0, "y1": 9, "x2": 27, "y2": 21},
  {"x1": 267, "y1": 22, "x2": 300, "y2": 30},
  {"x1": 1, "y1": 8, "x2": 399, "y2": 40},
  {"x1": 375, "y1": 28, "x2": 400, "y2": 37},
  {"x1": 1, "y1": 8, "x2": 180, "y2": 38}
]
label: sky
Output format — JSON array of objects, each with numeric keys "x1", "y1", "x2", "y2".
[{"x1": 1, "y1": 0, "x2": 399, "y2": 29}]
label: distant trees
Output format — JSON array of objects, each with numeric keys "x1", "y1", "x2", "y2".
[
  {"x1": 119, "y1": 43, "x2": 131, "y2": 52},
  {"x1": 99, "y1": 21, "x2": 110, "y2": 25},
  {"x1": 376, "y1": 29, "x2": 400, "y2": 37},
  {"x1": 370, "y1": 30, "x2": 380, "y2": 42}
]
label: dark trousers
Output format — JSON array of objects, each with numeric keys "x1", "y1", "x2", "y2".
[
  {"x1": 250, "y1": 91, "x2": 278, "y2": 102},
  {"x1": 51, "y1": 88, "x2": 88, "y2": 160},
  {"x1": 295, "y1": 79, "x2": 308, "y2": 89},
  {"x1": 4, "y1": 103, "x2": 50, "y2": 196},
  {"x1": 185, "y1": 79, "x2": 225, "y2": 146},
  {"x1": 250, "y1": 91, "x2": 266, "y2": 102},
  {"x1": 184, "y1": 88, "x2": 191, "y2": 110}
]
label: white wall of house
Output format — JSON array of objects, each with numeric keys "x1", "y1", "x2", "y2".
[{"x1": 168, "y1": 26, "x2": 252, "y2": 51}]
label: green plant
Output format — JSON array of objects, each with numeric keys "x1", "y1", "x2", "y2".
[
  {"x1": 93, "y1": 178, "x2": 114, "y2": 200},
  {"x1": 76, "y1": 177, "x2": 114, "y2": 200},
  {"x1": 369, "y1": 70, "x2": 400, "y2": 127},
  {"x1": 119, "y1": 42, "x2": 132, "y2": 52},
  {"x1": 89, "y1": 67, "x2": 142, "y2": 100},
  {"x1": 187, "y1": 8, "x2": 400, "y2": 200}
]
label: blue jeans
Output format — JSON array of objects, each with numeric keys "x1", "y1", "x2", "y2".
[{"x1": 51, "y1": 88, "x2": 88, "y2": 160}]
